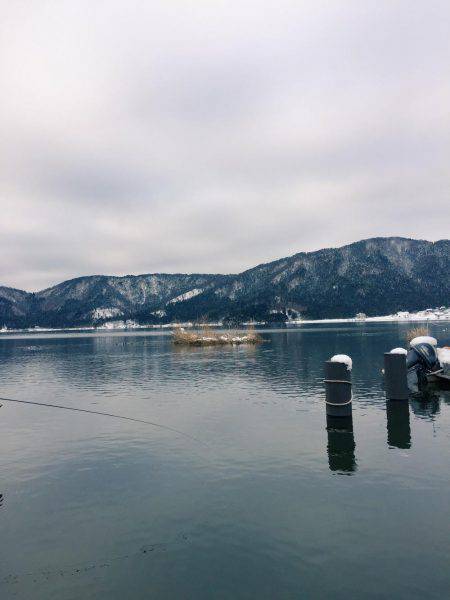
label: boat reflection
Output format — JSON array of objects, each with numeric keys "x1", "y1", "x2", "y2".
[
  {"x1": 326, "y1": 415, "x2": 356, "y2": 474},
  {"x1": 386, "y1": 400, "x2": 411, "y2": 449},
  {"x1": 410, "y1": 391, "x2": 441, "y2": 419}
]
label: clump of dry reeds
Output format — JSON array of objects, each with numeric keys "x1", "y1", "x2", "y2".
[
  {"x1": 406, "y1": 326, "x2": 429, "y2": 343},
  {"x1": 172, "y1": 325, "x2": 262, "y2": 346}
]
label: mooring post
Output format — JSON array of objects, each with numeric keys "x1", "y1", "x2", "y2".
[
  {"x1": 324, "y1": 355, "x2": 352, "y2": 417},
  {"x1": 384, "y1": 349, "x2": 408, "y2": 400}
]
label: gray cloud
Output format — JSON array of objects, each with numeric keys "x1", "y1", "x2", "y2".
[{"x1": 1, "y1": 0, "x2": 449, "y2": 291}]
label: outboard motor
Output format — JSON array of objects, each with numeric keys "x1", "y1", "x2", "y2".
[{"x1": 406, "y1": 342, "x2": 439, "y2": 390}]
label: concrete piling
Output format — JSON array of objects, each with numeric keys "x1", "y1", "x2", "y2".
[
  {"x1": 324, "y1": 357, "x2": 352, "y2": 417},
  {"x1": 384, "y1": 350, "x2": 408, "y2": 400}
]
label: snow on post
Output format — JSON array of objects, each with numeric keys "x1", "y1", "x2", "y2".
[{"x1": 330, "y1": 354, "x2": 352, "y2": 371}]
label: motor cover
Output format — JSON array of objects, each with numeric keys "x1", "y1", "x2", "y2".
[{"x1": 406, "y1": 342, "x2": 439, "y2": 371}]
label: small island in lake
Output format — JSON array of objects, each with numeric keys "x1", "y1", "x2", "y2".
[{"x1": 173, "y1": 326, "x2": 262, "y2": 346}]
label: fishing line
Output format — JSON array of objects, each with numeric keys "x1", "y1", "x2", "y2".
[
  {"x1": 0, "y1": 399, "x2": 213, "y2": 585},
  {"x1": 0, "y1": 536, "x2": 189, "y2": 586},
  {"x1": 0, "y1": 396, "x2": 208, "y2": 447}
]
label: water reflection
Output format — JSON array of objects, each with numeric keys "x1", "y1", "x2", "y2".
[
  {"x1": 326, "y1": 415, "x2": 356, "y2": 474},
  {"x1": 0, "y1": 324, "x2": 414, "y2": 405},
  {"x1": 1, "y1": 324, "x2": 450, "y2": 600},
  {"x1": 410, "y1": 392, "x2": 441, "y2": 419},
  {"x1": 385, "y1": 400, "x2": 411, "y2": 449}
]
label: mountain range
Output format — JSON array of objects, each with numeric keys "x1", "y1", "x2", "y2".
[{"x1": 1, "y1": 237, "x2": 448, "y2": 328}]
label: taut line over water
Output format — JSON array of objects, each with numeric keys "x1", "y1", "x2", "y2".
[{"x1": 0, "y1": 396, "x2": 207, "y2": 447}]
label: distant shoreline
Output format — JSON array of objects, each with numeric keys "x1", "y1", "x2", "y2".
[{"x1": 1, "y1": 309, "x2": 449, "y2": 335}]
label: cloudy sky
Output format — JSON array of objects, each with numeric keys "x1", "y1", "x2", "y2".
[{"x1": 1, "y1": 1, "x2": 449, "y2": 291}]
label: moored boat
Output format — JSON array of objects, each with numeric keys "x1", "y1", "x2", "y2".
[{"x1": 406, "y1": 336, "x2": 450, "y2": 392}]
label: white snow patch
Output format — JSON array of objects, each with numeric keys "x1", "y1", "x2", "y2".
[
  {"x1": 410, "y1": 336, "x2": 437, "y2": 348},
  {"x1": 290, "y1": 306, "x2": 450, "y2": 325},
  {"x1": 272, "y1": 271, "x2": 287, "y2": 284},
  {"x1": 437, "y1": 347, "x2": 450, "y2": 366},
  {"x1": 330, "y1": 354, "x2": 352, "y2": 371},
  {"x1": 91, "y1": 307, "x2": 123, "y2": 320},
  {"x1": 228, "y1": 281, "x2": 244, "y2": 300},
  {"x1": 97, "y1": 320, "x2": 126, "y2": 330},
  {"x1": 288, "y1": 277, "x2": 301, "y2": 290},
  {"x1": 167, "y1": 288, "x2": 203, "y2": 304},
  {"x1": 390, "y1": 347, "x2": 407, "y2": 355},
  {"x1": 97, "y1": 319, "x2": 139, "y2": 330}
]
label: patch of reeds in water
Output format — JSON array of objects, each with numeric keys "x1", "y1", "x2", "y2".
[{"x1": 172, "y1": 324, "x2": 263, "y2": 346}]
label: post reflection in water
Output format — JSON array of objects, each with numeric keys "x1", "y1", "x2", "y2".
[
  {"x1": 326, "y1": 415, "x2": 356, "y2": 474},
  {"x1": 386, "y1": 400, "x2": 411, "y2": 449}
]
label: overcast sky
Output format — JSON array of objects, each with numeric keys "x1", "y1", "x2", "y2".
[{"x1": 1, "y1": 1, "x2": 449, "y2": 291}]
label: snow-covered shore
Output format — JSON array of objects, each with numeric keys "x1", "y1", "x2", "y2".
[
  {"x1": 1, "y1": 307, "x2": 449, "y2": 335},
  {"x1": 288, "y1": 307, "x2": 450, "y2": 325}
]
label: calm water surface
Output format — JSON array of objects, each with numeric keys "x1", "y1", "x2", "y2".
[{"x1": 1, "y1": 323, "x2": 450, "y2": 599}]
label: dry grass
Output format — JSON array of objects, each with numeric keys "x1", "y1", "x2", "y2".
[
  {"x1": 406, "y1": 326, "x2": 429, "y2": 343},
  {"x1": 173, "y1": 325, "x2": 263, "y2": 346}
]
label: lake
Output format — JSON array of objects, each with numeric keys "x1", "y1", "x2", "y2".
[{"x1": 1, "y1": 322, "x2": 450, "y2": 599}]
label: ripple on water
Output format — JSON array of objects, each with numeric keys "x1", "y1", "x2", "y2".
[{"x1": 1, "y1": 324, "x2": 450, "y2": 599}]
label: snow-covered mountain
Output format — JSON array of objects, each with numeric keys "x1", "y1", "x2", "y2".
[{"x1": 1, "y1": 237, "x2": 448, "y2": 328}]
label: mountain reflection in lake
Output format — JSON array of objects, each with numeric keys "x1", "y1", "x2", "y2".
[{"x1": 1, "y1": 322, "x2": 450, "y2": 600}]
